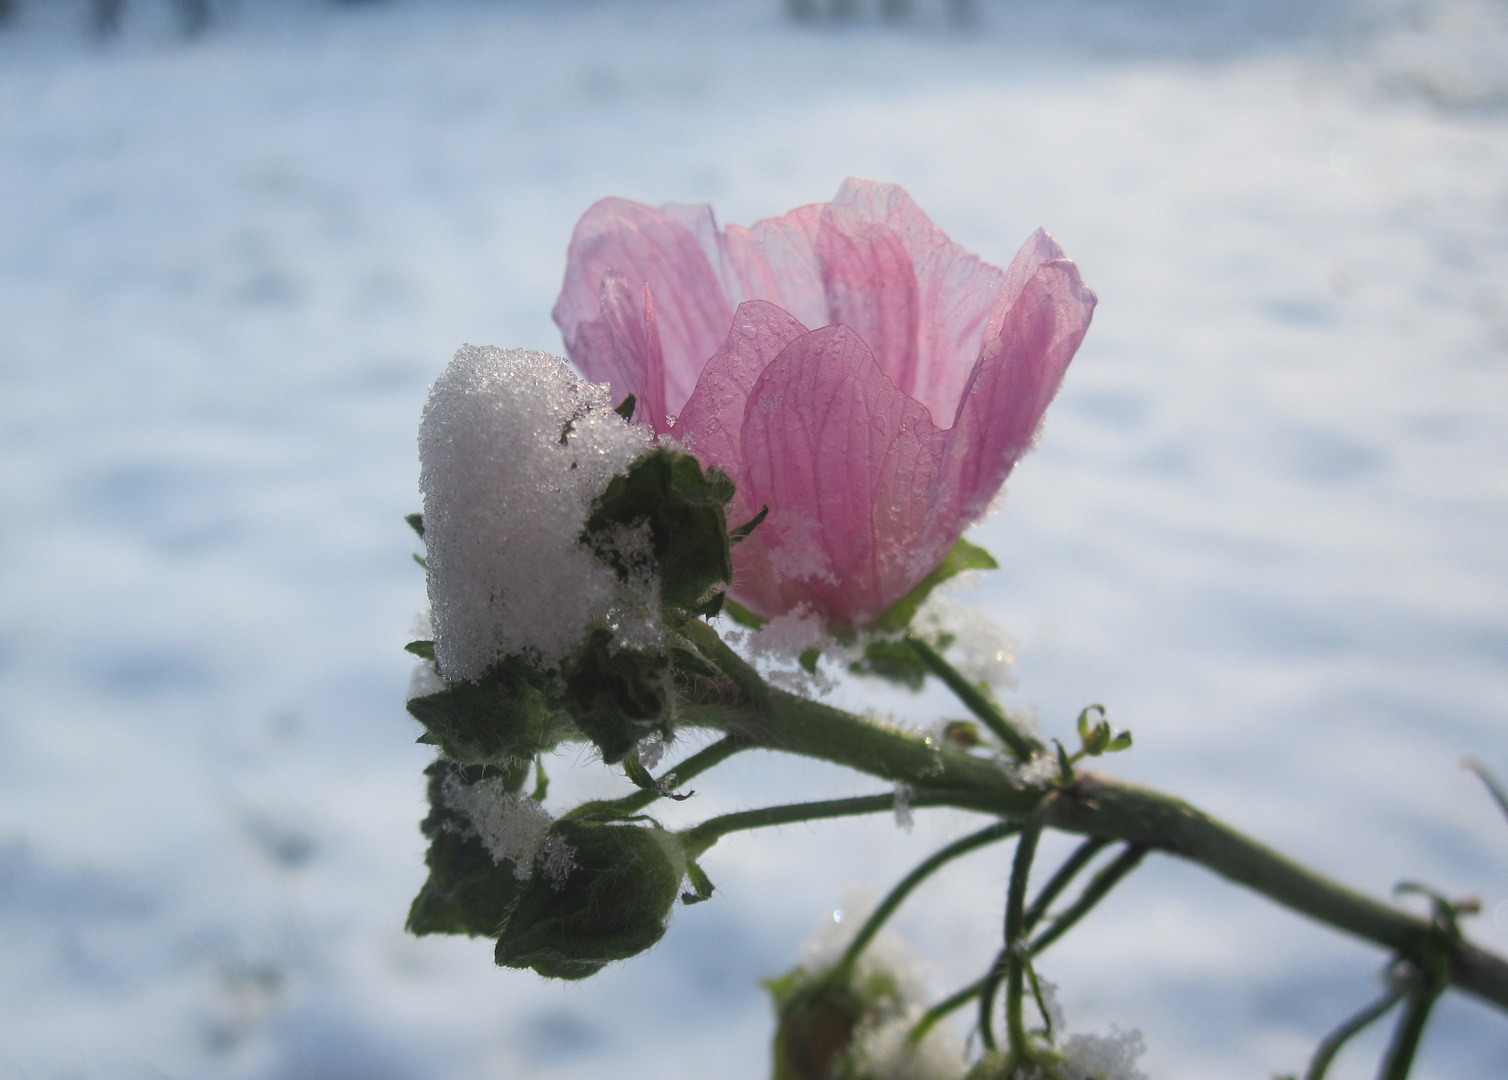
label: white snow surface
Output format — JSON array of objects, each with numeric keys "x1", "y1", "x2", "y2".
[
  {"x1": 418, "y1": 345, "x2": 648, "y2": 677},
  {"x1": 2, "y1": 1, "x2": 1508, "y2": 1079}
]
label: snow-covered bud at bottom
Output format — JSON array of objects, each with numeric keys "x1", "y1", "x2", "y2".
[
  {"x1": 406, "y1": 757, "x2": 534, "y2": 938},
  {"x1": 768, "y1": 907, "x2": 966, "y2": 1080},
  {"x1": 494, "y1": 818, "x2": 686, "y2": 980}
]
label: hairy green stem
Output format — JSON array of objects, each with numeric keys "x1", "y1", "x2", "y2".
[
  {"x1": 670, "y1": 625, "x2": 1508, "y2": 1016},
  {"x1": 680, "y1": 789, "x2": 983, "y2": 859},
  {"x1": 1023, "y1": 836, "x2": 1113, "y2": 935},
  {"x1": 1003, "y1": 815, "x2": 1046, "y2": 1064},
  {"x1": 908, "y1": 977, "x2": 987, "y2": 1045},
  {"x1": 1030, "y1": 844, "x2": 1147, "y2": 956},
  {"x1": 829, "y1": 820, "x2": 1021, "y2": 985},
  {"x1": 904, "y1": 634, "x2": 1040, "y2": 761},
  {"x1": 1303, "y1": 978, "x2": 1408, "y2": 1080},
  {"x1": 1378, "y1": 968, "x2": 1444, "y2": 1080},
  {"x1": 570, "y1": 734, "x2": 748, "y2": 820}
]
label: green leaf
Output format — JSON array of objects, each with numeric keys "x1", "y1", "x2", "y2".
[
  {"x1": 614, "y1": 393, "x2": 637, "y2": 421},
  {"x1": 583, "y1": 445, "x2": 737, "y2": 611},
  {"x1": 406, "y1": 655, "x2": 574, "y2": 766},
  {"x1": 870, "y1": 538, "x2": 998, "y2": 633},
  {"x1": 1107, "y1": 731, "x2": 1133, "y2": 753},
  {"x1": 405, "y1": 640, "x2": 436, "y2": 660},
  {"x1": 848, "y1": 637, "x2": 928, "y2": 691},
  {"x1": 723, "y1": 598, "x2": 768, "y2": 630},
  {"x1": 405, "y1": 512, "x2": 425, "y2": 538},
  {"x1": 1075, "y1": 704, "x2": 1105, "y2": 745}
]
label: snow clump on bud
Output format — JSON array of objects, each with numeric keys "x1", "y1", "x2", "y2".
[{"x1": 418, "y1": 346, "x2": 650, "y2": 680}]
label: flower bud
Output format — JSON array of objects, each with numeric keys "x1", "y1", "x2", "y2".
[
  {"x1": 562, "y1": 628, "x2": 671, "y2": 764},
  {"x1": 406, "y1": 655, "x2": 573, "y2": 766},
  {"x1": 406, "y1": 757, "x2": 533, "y2": 938},
  {"x1": 582, "y1": 443, "x2": 737, "y2": 612},
  {"x1": 767, "y1": 964, "x2": 906, "y2": 1080},
  {"x1": 494, "y1": 818, "x2": 685, "y2": 980}
]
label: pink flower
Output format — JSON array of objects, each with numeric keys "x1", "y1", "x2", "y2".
[{"x1": 553, "y1": 179, "x2": 1096, "y2": 628}]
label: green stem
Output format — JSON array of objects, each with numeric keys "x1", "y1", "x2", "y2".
[
  {"x1": 908, "y1": 977, "x2": 987, "y2": 1045},
  {"x1": 977, "y1": 944, "x2": 1008, "y2": 1052},
  {"x1": 680, "y1": 789, "x2": 981, "y2": 859},
  {"x1": 829, "y1": 820, "x2": 1021, "y2": 985},
  {"x1": 904, "y1": 634, "x2": 1040, "y2": 761},
  {"x1": 1029, "y1": 844, "x2": 1147, "y2": 956},
  {"x1": 1377, "y1": 968, "x2": 1444, "y2": 1080},
  {"x1": 1023, "y1": 836, "x2": 1113, "y2": 935},
  {"x1": 570, "y1": 734, "x2": 748, "y2": 820},
  {"x1": 1004, "y1": 815, "x2": 1046, "y2": 1064},
  {"x1": 669, "y1": 623, "x2": 1508, "y2": 1016},
  {"x1": 1303, "y1": 978, "x2": 1409, "y2": 1080}
]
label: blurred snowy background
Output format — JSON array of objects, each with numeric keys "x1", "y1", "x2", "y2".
[{"x1": 2, "y1": 0, "x2": 1507, "y2": 1077}]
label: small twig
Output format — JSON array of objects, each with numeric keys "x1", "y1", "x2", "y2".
[
  {"x1": 1376, "y1": 966, "x2": 1444, "y2": 1080},
  {"x1": 904, "y1": 634, "x2": 1040, "y2": 761},
  {"x1": 1023, "y1": 836, "x2": 1113, "y2": 935},
  {"x1": 1302, "y1": 974, "x2": 1409, "y2": 1080},
  {"x1": 908, "y1": 976, "x2": 988, "y2": 1045},
  {"x1": 1003, "y1": 815, "x2": 1046, "y2": 1064},
  {"x1": 1463, "y1": 757, "x2": 1508, "y2": 831},
  {"x1": 829, "y1": 820, "x2": 1021, "y2": 985},
  {"x1": 1029, "y1": 843, "x2": 1148, "y2": 956}
]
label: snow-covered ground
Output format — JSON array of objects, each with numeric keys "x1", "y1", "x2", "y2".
[{"x1": 2, "y1": 0, "x2": 1507, "y2": 1077}]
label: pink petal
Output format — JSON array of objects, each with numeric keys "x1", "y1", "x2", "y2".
[
  {"x1": 824, "y1": 180, "x2": 1009, "y2": 425},
  {"x1": 552, "y1": 197, "x2": 734, "y2": 415},
  {"x1": 734, "y1": 325, "x2": 945, "y2": 625},
  {"x1": 674, "y1": 300, "x2": 809, "y2": 483},
  {"x1": 599, "y1": 273, "x2": 670, "y2": 434},
  {"x1": 942, "y1": 259, "x2": 1097, "y2": 525},
  {"x1": 722, "y1": 204, "x2": 828, "y2": 329},
  {"x1": 815, "y1": 206, "x2": 921, "y2": 400}
]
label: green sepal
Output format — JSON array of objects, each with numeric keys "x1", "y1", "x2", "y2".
[
  {"x1": 798, "y1": 648, "x2": 821, "y2": 675},
  {"x1": 405, "y1": 640, "x2": 436, "y2": 660},
  {"x1": 494, "y1": 819, "x2": 685, "y2": 980},
  {"x1": 583, "y1": 444, "x2": 737, "y2": 611},
  {"x1": 530, "y1": 756, "x2": 549, "y2": 802},
  {"x1": 406, "y1": 757, "x2": 532, "y2": 938},
  {"x1": 405, "y1": 512, "x2": 424, "y2": 538},
  {"x1": 870, "y1": 537, "x2": 998, "y2": 633},
  {"x1": 682, "y1": 858, "x2": 715, "y2": 904},
  {"x1": 723, "y1": 598, "x2": 768, "y2": 630},
  {"x1": 412, "y1": 553, "x2": 428, "y2": 569},
  {"x1": 614, "y1": 393, "x2": 637, "y2": 421},
  {"x1": 563, "y1": 628, "x2": 672, "y2": 765},
  {"x1": 406, "y1": 655, "x2": 573, "y2": 766},
  {"x1": 729, "y1": 504, "x2": 768, "y2": 545},
  {"x1": 693, "y1": 591, "x2": 726, "y2": 620}
]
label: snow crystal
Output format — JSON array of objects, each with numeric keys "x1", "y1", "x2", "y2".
[
  {"x1": 440, "y1": 773, "x2": 570, "y2": 882},
  {"x1": 1029, "y1": 977, "x2": 1147, "y2": 1080},
  {"x1": 893, "y1": 781, "x2": 915, "y2": 832},
  {"x1": 636, "y1": 735, "x2": 669, "y2": 771},
  {"x1": 1058, "y1": 1027, "x2": 1148, "y2": 1080},
  {"x1": 418, "y1": 346, "x2": 651, "y2": 680},
  {"x1": 729, "y1": 604, "x2": 847, "y2": 695},
  {"x1": 843, "y1": 1014, "x2": 967, "y2": 1080}
]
